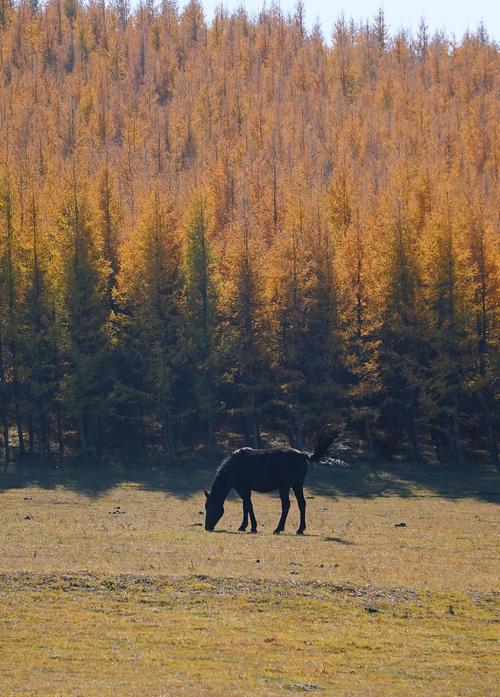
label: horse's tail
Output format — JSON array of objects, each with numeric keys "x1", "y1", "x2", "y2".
[{"x1": 308, "y1": 427, "x2": 339, "y2": 463}]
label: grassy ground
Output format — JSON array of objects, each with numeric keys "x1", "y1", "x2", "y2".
[{"x1": 0, "y1": 459, "x2": 499, "y2": 695}]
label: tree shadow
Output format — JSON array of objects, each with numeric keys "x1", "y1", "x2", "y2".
[
  {"x1": 0, "y1": 454, "x2": 499, "y2": 503},
  {"x1": 0, "y1": 457, "x2": 213, "y2": 500},
  {"x1": 306, "y1": 460, "x2": 500, "y2": 503}
]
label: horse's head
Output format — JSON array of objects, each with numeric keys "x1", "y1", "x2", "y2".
[{"x1": 204, "y1": 490, "x2": 224, "y2": 531}]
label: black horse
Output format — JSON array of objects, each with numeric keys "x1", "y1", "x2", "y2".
[{"x1": 204, "y1": 430, "x2": 338, "y2": 534}]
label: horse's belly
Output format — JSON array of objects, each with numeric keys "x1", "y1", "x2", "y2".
[{"x1": 252, "y1": 483, "x2": 278, "y2": 493}]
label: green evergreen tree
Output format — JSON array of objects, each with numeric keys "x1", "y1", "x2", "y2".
[
  {"x1": 219, "y1": 213, "x2": 268, "y2": 447},
  {"x1": 378, "y1": 203, "x2": 425, "y2": 460},
  {"x1": 0, "y1": 171, "x2": 25, "y2": 458},
  {"x1": 113, "y1": 187, "x2": 185, "y2": 456},
  {"x1": 184, "y1": 196, "x2": 218, "y2": 458},
  {"x1": 22, "y1": 197, "x2": 58, "y2": 459},
  {"x1": 58, "y1": 176, "x2": 111, "y2": 457}
]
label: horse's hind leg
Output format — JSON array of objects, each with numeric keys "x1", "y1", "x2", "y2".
[
  {"x1": 293, "y1": 484, "x2": 306, "y2": 535},
  {"x1": 274, "y1": 487, "x2": 290, "y2": 534}
]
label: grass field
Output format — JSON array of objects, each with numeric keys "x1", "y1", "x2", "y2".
[{"x1": 1, "y1": 459, "x2": 499, "y2": 696}]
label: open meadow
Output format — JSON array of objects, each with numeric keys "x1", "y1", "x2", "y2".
[{"x1": 0, "y1": 460, "x2": 498, "y2": 696}]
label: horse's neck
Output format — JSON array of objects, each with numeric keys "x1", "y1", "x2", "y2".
[{"x1": 211, "y1": 468, "x2": 232, "y2": 502}]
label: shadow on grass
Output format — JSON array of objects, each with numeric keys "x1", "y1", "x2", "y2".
[{"x1": 0, "y1": 454, "x2": 499, "y2": 503}]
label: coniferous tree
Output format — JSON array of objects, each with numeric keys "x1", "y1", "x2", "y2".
[
  {"x1": 22, "y1": 196, "x2": 58, "y2": 459},
  {"x1": 0, "y1": 172, "x2": 25, "y2": 457},
  {"x1": 378, "y1": 199, "x2": 425, "y2": 460},
  {"x1": 185, "y1": 195, "x2": 218, "y2": 458},
  {"x1": 0, "y1": 3, "x2": 497, "y2": 464},
  {"x1": 219, "y1": 210, "x2": 268, "y2": 447},
  {"x1": 419, "y1": 195, "x2": 475, "y2": 465},
  {"x1": 114, "y1": 186, "x2": 185, "y2": 455},
  {"x1": 58, "y1": 175, "x2": 111, "y2": 457}
]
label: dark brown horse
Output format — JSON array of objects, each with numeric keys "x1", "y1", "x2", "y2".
[{"x1": 204, "y1": 430, "x2": 338, "y2": 534}]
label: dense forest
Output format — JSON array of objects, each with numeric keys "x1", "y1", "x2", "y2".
[{"x1": 0, "y1": 0, "x2": 498, "y2": 465}]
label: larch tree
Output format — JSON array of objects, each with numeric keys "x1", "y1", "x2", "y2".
[{"x1": 114, "y1": 186, "x2": 185, "y2": 456}]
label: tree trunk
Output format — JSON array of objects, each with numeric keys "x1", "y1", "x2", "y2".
[
  {"x1": 28, "y1": 412, "x2": 35, "y2": 455},
  {"x1": 56, "y1": 408, "x2": 64, "y2": 464},
  {"x1": 207, "y1": 406, "x2": 216, "y2": 462},
  {"x1": 431, "y1": 424, "x2": 448, "y2": 463},
  {"x1": 481, "y1": 392, "x2": 498, "y2": 467},
  {"x1": 0, "y1": 327, "x2": 8, "y2": 467},
  {"x1": 451, "y1": 412, "x2": 465, "y2": 467},
  {"x1": 287, "y1": 411, "x2": 303, "y2": 450},
  {"x1": 15, "y1": 399, "x2": 25, "y2": 457},
  {"x1": 40, "y1": 411, "x2": 50, "y2": 460},
  {"x1": 245, "y1": 411, "x2": 260, "y2": 448},
  {"x1": 78, "y1": 412, "x2": 88, "y2": 458},
  {"x1": 410, "y1": 399, "x2": 421, "y2": 462},
  {"x1": 162, "y1": 406, "x2": 175, "y2": 458},
  {"x1": 88, "y1": 416, "x2": 97, "y2": 457},
  {"x1": 364, "y1": 417, "x2": 376, "y2": 459},
  {"x1": 2, "y1": 416, "x2": 9, "y2": 469},
  {"x1": 96, "y1": 416, "x2": 104, "y2": 455}
]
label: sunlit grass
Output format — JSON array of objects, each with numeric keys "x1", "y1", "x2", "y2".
[
  {"x1": 1, "y1": 572, "x2": 497, "y2": 696},
  {"x1": 0, "y1": 464, "x2": 498, "y2": 695}
]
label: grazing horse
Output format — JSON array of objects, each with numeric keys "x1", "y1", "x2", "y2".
[{"x1": 204, "y1": 430, "x2": 338, "y2": 534}]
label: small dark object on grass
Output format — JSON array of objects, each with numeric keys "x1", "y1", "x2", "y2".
[
  {"x1": 395, "y1": 522, "x2": 407, "y2": 527},
  {"x1": 447, "y1": 604, "x2": 455, "y2": 615},
  {"x1": 204, "y1": 427, "x2": 339, "y2": 534},
  {"x1": 24, "y1": 514, "x2": 33, "y2": 520},
  {"x1": 23, "y1": 497, "x2": 32, "y2": 501},
  {"x1": 256, "y1": 559, "x2": 260, "y2": 563},
  {"x1": 364, "y1": 605, "x2": 379, "y2": 613},
  {"x1": 287, "y1": 684, "x2": 321, "y2": 692}
]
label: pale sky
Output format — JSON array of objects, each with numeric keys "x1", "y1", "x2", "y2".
[{"x1": 185, "y1": 0, "x2": 499, "y2": 41}]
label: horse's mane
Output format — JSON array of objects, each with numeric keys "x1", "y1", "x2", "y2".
[
  {"x1": 211, "y1": 447, "x2": 256, "y2": 491},
  {"x1": 214, "y1": 455, "x2": 231, "y2": 478}
]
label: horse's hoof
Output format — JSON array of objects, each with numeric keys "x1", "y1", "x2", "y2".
[
  {"x1": 250, "y1": 529, "x2": 257, "y2": 534},
  {"x1": 296, "y1": 530, "x2": 305, "y2": 536},
  {"x1": 273, "y1": 529, "x2": 282, "y2": 535},
  {"x1": 237, "y1": 527, "x2": 247, "y2": 532}
]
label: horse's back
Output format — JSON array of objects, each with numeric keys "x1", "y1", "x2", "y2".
[{"x1": 229, "y1": 446, "x2": 308, "y2": 492}]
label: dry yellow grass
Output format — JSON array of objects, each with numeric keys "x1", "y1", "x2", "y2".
[{"x1": 0, "y1": 461, "x2": 499, "y2": 695}]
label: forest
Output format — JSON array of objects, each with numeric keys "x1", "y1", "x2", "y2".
[{"x1": 0, "y1": 0, "x2": 498, "y2": 465}]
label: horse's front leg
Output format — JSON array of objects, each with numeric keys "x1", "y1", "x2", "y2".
[
  {"x1": 238, "y1": 497, "x2": 249, "y2": 532},
  {"x1": 293, "y1": 483, "x2": 306, "y2": 535},
  {"x1": 274, "y1": 487, "x2": 290, "y2": 534},
  {"x1": 237, "y1": 490, "x2": 257, "y2": 533}
]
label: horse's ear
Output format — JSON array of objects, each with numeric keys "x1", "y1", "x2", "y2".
[{"x1": 204, "y1": 490, "x2": 209, "y2": 500}]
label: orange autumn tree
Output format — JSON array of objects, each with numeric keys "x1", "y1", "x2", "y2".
[{"x1": 0, "y1": 1, "x2": 497, "y2": 463}]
